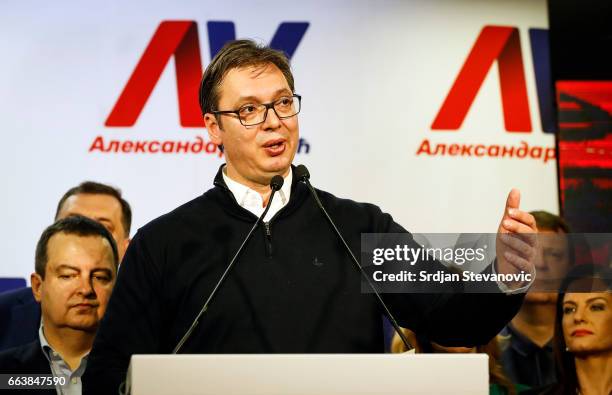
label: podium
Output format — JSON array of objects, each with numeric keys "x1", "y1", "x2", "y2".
[{"x1": 127, "y1": 354, "x2": 489, "y2": 395}]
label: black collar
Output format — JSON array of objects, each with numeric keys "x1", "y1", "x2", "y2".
[
  {"x1": 503, "y1": 324, "x2": 553, "y2": 357},
  {"x1": 209, "y1": 164, "x2": 310, "y2": 222}
]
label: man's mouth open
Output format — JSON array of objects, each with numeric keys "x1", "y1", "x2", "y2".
[{"x1": 263, "y1": 139, "x2": 286, "y2": 156}]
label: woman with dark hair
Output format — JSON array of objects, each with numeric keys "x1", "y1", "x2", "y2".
[{"x1": 535, "y1": 264, "x2": 612, "y2": 395}]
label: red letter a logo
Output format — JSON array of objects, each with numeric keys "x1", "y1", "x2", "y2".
[
  {"x1": 106, "y1": 21, "x2": 204, "y2": 127},
  {"x1": 431, "y1": 26, "x2": 531, "y2": 132}
]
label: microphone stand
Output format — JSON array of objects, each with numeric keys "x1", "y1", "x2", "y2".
[
  {"x1": 295, "y1": 165, "x2": 413, "y2": 351},
  {"x1": 172, "y1": 176, "x2": 284, "y2": 354}
]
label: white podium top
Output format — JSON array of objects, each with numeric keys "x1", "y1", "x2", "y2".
[{"x1": 127, "y1": 353, "x2": 488, "y2": 395}]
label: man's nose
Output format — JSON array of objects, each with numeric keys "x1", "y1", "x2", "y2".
[
  {"x1": 262, "y1": 106, "x2": 281, "y2": 130},
  {"x1": 534, "y1": 247, "x2": 547, "y2": 270},
  {"x1": 77, "y1": 276, "x2": 96, "y2": 297}
]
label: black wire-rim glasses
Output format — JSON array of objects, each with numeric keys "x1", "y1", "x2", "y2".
[{"x1": 211, "y1": 94, "x2": 301, "y2": 126}]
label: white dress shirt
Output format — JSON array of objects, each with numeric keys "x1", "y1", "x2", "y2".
[
  {"x1": 222, "y1": 166, "x2": 292, "y2": 222},
  {"x1": 39, "y1": 326, "x2": 87, "y2": 395}
]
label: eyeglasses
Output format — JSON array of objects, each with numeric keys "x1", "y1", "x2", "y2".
[{"x1": 212, "y1": 94, "x2": 301, "y2": 126}]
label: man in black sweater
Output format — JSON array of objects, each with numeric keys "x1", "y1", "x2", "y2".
[{"x1": 83, "y1": 40, "x2": 538, "y2": 394}]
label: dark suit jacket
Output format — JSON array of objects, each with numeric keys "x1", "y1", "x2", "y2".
[
  {"x1": 0, "y1": 287, "x2": 41, "y2": 351},
  {"x1": 0, "y1": 339, "x2": 55, "y2": 394}
]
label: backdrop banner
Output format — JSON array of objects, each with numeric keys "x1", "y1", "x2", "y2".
[{"x1": 0, "y1": 0, "x2": 556, "y2": 283}]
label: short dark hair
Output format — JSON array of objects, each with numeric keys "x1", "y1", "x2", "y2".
[
  {"x1": 35, "y1": 215, "x2": 119, "y2": 278},
  {"x1": 531, "y1": 211, "x2": 575, "y2": 268},
  {"x1": 530, "y1": 210, "x2": 571, "y2": 233},
  {"x1": 199, "y1": 39, "x2": 295, "y2": 116},
  {"x1": 55, "y1": 181, "x2": 132, "y2": 236}
]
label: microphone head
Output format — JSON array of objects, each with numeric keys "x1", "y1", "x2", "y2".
[
  {"x1": 295, "y1": 165, "x2": 310, "y2": 181},
  {"x1": 270, "y1": 175, "x2": 284, "y2": 191}
]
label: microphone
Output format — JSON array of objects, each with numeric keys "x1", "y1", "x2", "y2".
[
  {"x1": 294, "y1": 165, "x2": 413, "y2": 351},
  {"x1": 172, "y1": 175, "x2": 284, "y2": 354},
  {"x1": 270, "y1": 175, "x2": 284, "y2": 191}
]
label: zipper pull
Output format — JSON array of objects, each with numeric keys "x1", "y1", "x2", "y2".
[{"x1": 263, "y1": 222, "x2": 273, "y2": 256}]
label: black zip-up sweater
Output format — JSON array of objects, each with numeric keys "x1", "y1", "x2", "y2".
[{"x1": 83, "y1": 165, "x2": 523, "y2": 394}]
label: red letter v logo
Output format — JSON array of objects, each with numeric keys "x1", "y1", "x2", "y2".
[
  {"x1": 431, "y1": 26, "x2": 532, "y2": 132},
  {"x1": 105, "y1": 21, "x2": 204, "y2": 128}
]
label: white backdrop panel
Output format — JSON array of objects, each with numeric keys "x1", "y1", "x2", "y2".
[{"x1": 0, "y1": 0, "x2": 555, "y2": 281}]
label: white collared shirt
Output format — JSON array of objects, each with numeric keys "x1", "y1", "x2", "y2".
[
  {"x1": 222, "y1": 166, "x2": 292, "y2": 222},
  {"x1": 39, "y1": 326, "x2": 87, "y2": 395}
]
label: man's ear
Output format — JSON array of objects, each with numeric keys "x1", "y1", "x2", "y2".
[
  {"x1": 205, "y1": 113, "x2": 223, "y2": 146},
  {"x1": 118, "y1": 238, "x2": 130, "y2": 265},
  {"x1": 30, "y1": 273, "x2": 43, "y2": 302}
]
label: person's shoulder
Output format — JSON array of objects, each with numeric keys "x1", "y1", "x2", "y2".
[
  {"x1": 0, "y1": 339, "x2": 48, "y2": 373},
  {"x1": 312, "y1": 187, "x2": 402, "y2": 232},
  {"x1": 0, "y1": 341, "x2": 54, "y2": 394},
  {"x1": 519, "y1": 384, "x2": 556, "y2": 395},
  {"x1": 0, "y1": 287, "x2": 35, "y2": 308},
  {"x1": 137, "y1": 186, "x2": 223, "y2": 236},
  {"x1": 315, "y1": 187, "x2": 383, "y2": 213}
]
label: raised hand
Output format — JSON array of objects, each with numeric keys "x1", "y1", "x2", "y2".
[{"x1": 495, "y1": 189, "x2": 538, "y2": 290}]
